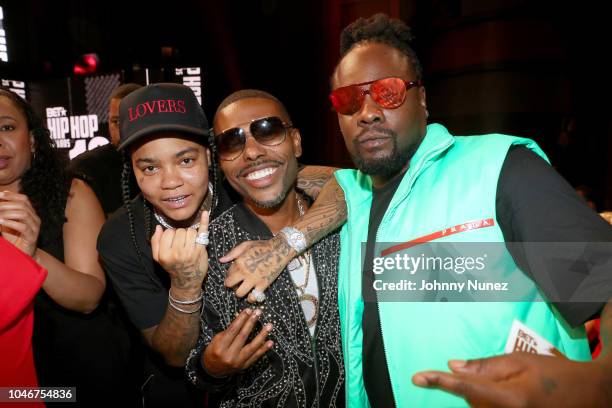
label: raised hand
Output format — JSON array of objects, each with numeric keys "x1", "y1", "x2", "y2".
[
  {"x1": 203, "y1": 308, "x2": 274, "y2": 377},
  {"x1": 151, "y1": 210, "x2": 210, "y2": 291},
  {"x1": 0, "y1": 190, "x2": 41, "y2": 257}
]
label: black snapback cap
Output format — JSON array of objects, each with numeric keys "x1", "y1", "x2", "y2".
[{"x1": 118, "y1": 83, "x2": 209, "y2": 150}]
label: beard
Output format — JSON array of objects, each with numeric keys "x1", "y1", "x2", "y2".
[
  {"x1": 250, "y1": 186, "x2": 290, "y2": 209},
  {"x1": 351, "y1": 130, "x2": 421, "y2": 179}
]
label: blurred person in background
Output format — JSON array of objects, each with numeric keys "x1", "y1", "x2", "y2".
[{"x1": 70, "y1": 83, "x2": 141, "y2": 216}]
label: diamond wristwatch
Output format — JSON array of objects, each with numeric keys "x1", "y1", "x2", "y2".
[{"x1": 279, "y1": 226, "x2": 307, "y2": 253}]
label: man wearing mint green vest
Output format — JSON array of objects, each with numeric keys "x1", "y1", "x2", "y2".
[
  {"x1": 328, "y1": 13, "x2": 612, "y2": 408},
  {"x1": 222, "y1": 12, "x2": 612, "y2": 408}
]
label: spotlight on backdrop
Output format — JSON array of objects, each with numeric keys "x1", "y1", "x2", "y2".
[{"x1": 73, "y1": 53, "x2": 99, "y2": 75}]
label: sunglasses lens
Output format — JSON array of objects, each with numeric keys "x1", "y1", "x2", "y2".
[
  {"x1": 250, "y1": 117, "x2": 286, "y2": 145},
  {"x1": 370, "y1": 77, "x2": 407, "y2": 109},
  {"x1": 217, "y1": 128, "x2": 245, "y2": 159},
  {"x1": 330, "y1": 85, "x2": 363, "y2": 115}
]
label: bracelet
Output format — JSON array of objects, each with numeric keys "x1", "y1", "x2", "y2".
[
  {"x1": 168, "y1": 289, "x2": 203, "y2": 305},
  {"x1": 279, "y1": 226, "x2": 308, "y2": 254},
  {"x1": 168, "y1": 299, "x2": 202, "y2": 314}
]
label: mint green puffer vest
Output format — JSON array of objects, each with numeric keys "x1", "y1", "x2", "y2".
[{"x1": 335, "y1": 123, "x2": 590, "y2": 407}]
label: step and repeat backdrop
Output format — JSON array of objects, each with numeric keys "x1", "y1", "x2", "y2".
[{"x1": 2, "y1": 66, "x2": 203, "y2": 159}]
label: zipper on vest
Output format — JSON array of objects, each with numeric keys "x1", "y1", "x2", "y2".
[
  {"x1": 375, "y1": 301, "x2": 396, "y2": 408},
  {"x1": 374, "y1": 226, "x2": 397, "y2": 408}
]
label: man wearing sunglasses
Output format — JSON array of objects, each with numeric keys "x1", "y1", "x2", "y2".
[
  {"x1": 225, "y1": 13, "x2": 612, "y2": 408},
  {"x1": 185, "y1": 89, "x2": 344, "y2": 406}
]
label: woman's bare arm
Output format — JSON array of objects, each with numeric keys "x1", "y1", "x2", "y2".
[{"x1": 38, "y1": 179, "x2": 106, "y2": 313}]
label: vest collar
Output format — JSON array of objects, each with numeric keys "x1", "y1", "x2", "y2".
[{"x1": 351, "y1": 123, "x2": 454, "y2": 207}]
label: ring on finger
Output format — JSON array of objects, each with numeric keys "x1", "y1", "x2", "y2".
[
  {"x1": 195, "y1": 231, "x2": 209, "y2": 246},
  {"x1": 250, "y1": 288, "x2": 266, "y2": 303}
]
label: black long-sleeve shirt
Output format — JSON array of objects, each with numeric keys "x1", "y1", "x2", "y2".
[{"x1": 362, "y1": 146, "x2": 612, "y2": 408}]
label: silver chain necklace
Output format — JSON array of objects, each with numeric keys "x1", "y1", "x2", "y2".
[
  {"x1": 287, "y1": 193, "x2": 308, "y2": 272},
  {"x1": 296, "y1": 194, "x2": 305, "y2": 217},
  {"x1": 153, "y1": 210, "x2": 200, "y2": 230},
  {"x1": 290, "y1": 193, "x2": 318, "y2": 329},
  {"x1": 152, "y1": 182, "x2": 214, "y2": 230}
]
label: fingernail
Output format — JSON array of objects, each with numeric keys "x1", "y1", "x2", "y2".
[
  {"x1": 267, "y1": 341, "x2": 274, "y2": 348},
  {"x1": 448, "y1": 360, "x2": 467, "y2": 371},
  {"x1": 265, "y1": 323, "x2": 273, "y2": 331},
  {"x1": 245, "y1": 308, "x2": 252, "y2": 315},
  {"x1": 254, "y1": 309, "x2": 262, "y2": 317},
  {"x1": 412, "y1": 375, "x2": 430, "y2": 387}
]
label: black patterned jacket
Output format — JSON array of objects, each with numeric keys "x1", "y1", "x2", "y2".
[{"x1": 185, "y1": 202, "x2": 345, "y2": 408}]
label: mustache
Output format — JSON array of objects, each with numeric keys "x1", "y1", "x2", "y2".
[
  {"x1": 237, "y1": 160, "x2": 283, "y2": 177},
  {"x1": 355, "y1": 126, "x2": 397, "y2": 143}
]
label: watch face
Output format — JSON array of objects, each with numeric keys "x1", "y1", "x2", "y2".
[{"x1": 281, "y1": 227, "x2": 306, "y2": 252}]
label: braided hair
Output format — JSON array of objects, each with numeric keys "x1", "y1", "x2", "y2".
[
  {"x1": 120, "y1": 154, "x2": 145, "y2": 269},
  {"x1": 207, "y1": 132, "x2": 221, "y2": 217},
  {"x1": 0, "y1": 87, "x2": 70, "y2": 247}
]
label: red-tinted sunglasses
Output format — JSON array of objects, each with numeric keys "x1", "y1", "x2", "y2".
[{"x1": 329, "y1": 77, "x2": 422, "y2": 115}]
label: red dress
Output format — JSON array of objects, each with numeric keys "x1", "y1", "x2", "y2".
[{"x1": 0, "y1": 237, "x2": 47, "y2": 407}]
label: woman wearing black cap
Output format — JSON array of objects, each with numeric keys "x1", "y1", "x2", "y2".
[{"x1": 97, "y1": 83, "x2": 216, "y2": 407}]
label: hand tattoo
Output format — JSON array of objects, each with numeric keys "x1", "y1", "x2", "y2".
[{"x1": 242, "y1": 236, "x2": 292, "y2": 283}]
